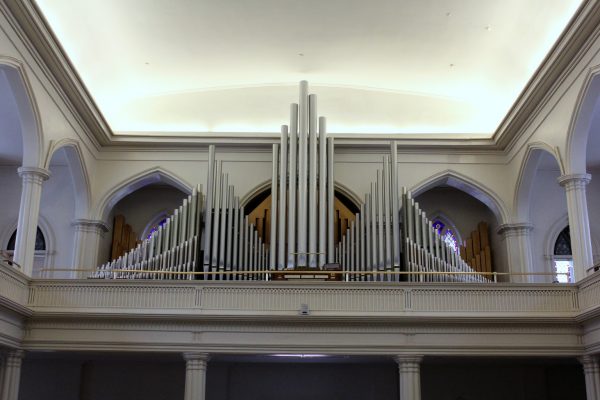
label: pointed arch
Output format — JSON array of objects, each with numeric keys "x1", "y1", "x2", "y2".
[
  {"x1": 513, "y1": 142, "x2": 563, "y2": 220},
  {"x1": 565, "y1": 64, "x2": 600, "y2": 174},
  {"x1": 409, "y1": 170, "x2": 508, "y2": 225},
  {"x1": 0, "y1": 56, "x2": 44, "y2": 168},
  {"x1": 95, "y1": 167, "x2": 193, "y2": 222},
  {"x1": 428, "y1": 210, "x2": 464, "y2": 245},
  {"x1": 43, "y1": 139, "x2": 91, "y2": 219},
  {"x1": 239, "y1": 179, "x2": 362, "y2": 210}
]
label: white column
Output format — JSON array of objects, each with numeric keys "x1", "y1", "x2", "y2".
[
  {"x1": 558, "y1": 174, "x2": 593, "y2": 281},
  {"x1": 0, "y1": 350, "x2": 24, "y2": 400},
  {"x1": 184, "y1": 353, "x2": 210, "y2": 400},
  {"x1": 580, "y1": 355, "x2": 600, "y2": 400},
  {"x1": 14, "y1": 167, "x2": 50, "y2": 276},
  {"x1": 395, "y1": 355, "x2": 422, "y2": 400},
  {"x1": 496, "y1": 223, "x2": 534, "y2": 283},
  {"x1": 71, "y1": 219, "x2": 109, "y2": 277}
]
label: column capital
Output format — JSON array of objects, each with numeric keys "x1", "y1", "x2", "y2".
[
  {"x1": 71, "y1": 219, "x2": 109, "y2": 234},
  {"x1": 394, "y1": 355, "x2": 423, "y2": 365},
  {"x1": 4, "y1": 349, "x2": 25, "y2": 366},
  {"x1": 183, "y1": 352, "x2": 210, "y2": 370},
  {"x1": 580, "y1": 355, "x2": 600, "y2": 370},
  {"x1": 17, "y1": 167, "x2": 51, "y2": 182},
  {"x1": 496, "y1": 222, "x2": 533, "y2": 237},
  {"x1": 558, "y1": 173, "x2": 591, "y2": 188}
]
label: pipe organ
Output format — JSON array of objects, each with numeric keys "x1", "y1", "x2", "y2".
[{"x1": 92, "y1": 82, "x2": 491, "y2": 283}]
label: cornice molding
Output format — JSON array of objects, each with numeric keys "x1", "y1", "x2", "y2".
[{"x1": 4, "y1": 0, "x2": 600, "y2": 153}]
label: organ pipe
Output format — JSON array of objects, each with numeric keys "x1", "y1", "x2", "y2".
[{"x1": 92, "y1": 82, "x2": 492, "y2": 284}]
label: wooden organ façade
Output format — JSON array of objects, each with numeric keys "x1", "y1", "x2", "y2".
[{"x1": 92, "y1": 82, "x2": 491, "y2": 283}]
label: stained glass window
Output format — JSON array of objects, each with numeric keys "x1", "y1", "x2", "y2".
[
  {"x1": 7, "y1": 228, "x2": 46, "y2": 251},
  {"x1": 432, "y1": 218, "x2": 459, "y2": 253},
  {"x1": 553, "y1": 226, "x2": 573, "y2": 283},
  {"x1": 147, "y1": 218, "x2": 168, "y2": 239},
  {"x1": 553, "y1": 227, "x2": 571, "y2": 256},
  {"x1": 443, "y1": 229, "x2": 458, "y2": 252}
]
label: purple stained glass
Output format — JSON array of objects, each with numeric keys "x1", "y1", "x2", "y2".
[
  {"x1": 147, "y1": 218, "x2": 168, "y2": 239},
  {"x1": 432, "y1": 220, "x2": 445, "y2": 234}
]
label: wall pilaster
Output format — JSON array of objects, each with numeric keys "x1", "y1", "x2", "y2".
[{"x1": 496, "y1": 222, "x2": 534, "y2": 282}]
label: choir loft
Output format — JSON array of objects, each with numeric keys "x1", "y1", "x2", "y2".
[{"x1": 1, "y1": 1, "x2": 600, "y2": 400}]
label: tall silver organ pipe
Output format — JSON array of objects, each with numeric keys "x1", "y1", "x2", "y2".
[
  {"x1": 297, "y1": 81, "x2": 309, "y2": 267},
  {"x1": 270, "y1": 81, "x2": 333, "y2": 270},
  {"x1": 287, "y1": 104, "x2": 298, "y2": 268},
  {"x1": 270, "y1": 143, "x2": 279, "y2": 269},
  {"x1": 278, "y1": 126, "x2": 288, "y2": 269}
]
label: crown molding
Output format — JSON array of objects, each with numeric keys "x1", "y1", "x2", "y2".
[{"x1": 3, "y1": 0, "x2": 600, "y2": 154}]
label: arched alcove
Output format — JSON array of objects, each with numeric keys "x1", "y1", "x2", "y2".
[
  {"x1": 513, "y1": 143, "x2": 563, "y2": 221},
  {"x1": 96, "y1": 170, "x2": 192, "y2": 263},
  {"x1": 0, "y1": 60, "x2": 44, "y2": 275},
  {"x1": 410, "y1": 170, "x2": 508, "y2": 225},
  {"x1": 38, "y1": 147, "x2": 80, "y2": 270},
  {"x1": 95, "y1": 168, "x2": 193, "y2": 223},
  {"x1": 514, "y1": 146, "x2": 567, "y2": 281},
  {"x1": 44, "y1": 140, "x2": 91, "y2": 219},
  {"x1": 566, "y1": 65, "x2": 600, "y2": 175},
  {"x1": 0, "y1": 60, "x2": 43, "y2": 168},
  {"x1": 240, "y1": 180, "x2": 361, "y2": 246},
  {"x1": 411, "y1": 171, "x2": 508, "y2": 275}
]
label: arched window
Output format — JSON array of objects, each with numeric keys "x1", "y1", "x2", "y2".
[
  {"x1": 141, "y1": 213, "x2": 169, "y2": 240},
  {"x1": 553, "y1": 226, "x2": 573, "y2": 283},
  {"x1": 3, "y1": 227, "x2": 49, "y2": 274},
  {"x1": 432, "y1": 218, "x2": 460, "y2": 253},
  {"x1": 7, "y1": 227, "x2": 46, "y2": 251},
  {"x1": 146, "y1": 217, "x2": 168, "y2": 239}
]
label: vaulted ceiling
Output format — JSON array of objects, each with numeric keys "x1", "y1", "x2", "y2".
[{"x1": 35, "y1": 0, "x2": 582, "y2": 139}]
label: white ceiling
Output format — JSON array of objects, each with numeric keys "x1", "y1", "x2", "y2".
[{"x1": 35, "y1": 0, "x2": 582, "y2": 138}]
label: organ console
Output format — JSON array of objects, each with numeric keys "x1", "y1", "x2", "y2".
[{"x1": 91, "y1": 82, "x2": 490, "y2": 283}]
